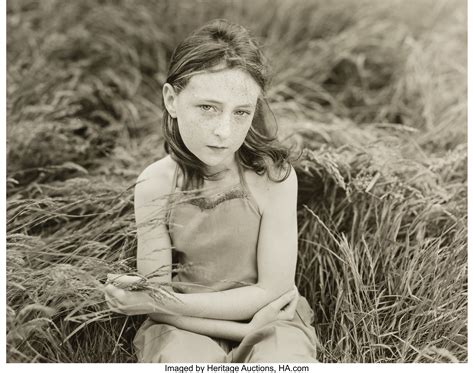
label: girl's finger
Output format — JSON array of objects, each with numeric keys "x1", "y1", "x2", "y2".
[
  {"x1": 102, "y1": 284, "x2": 114, "y2": 296},
  {"x1": 107, "y1": 273, "x2": 143, "y2": 286},
  {"x1": 104, "y1": 291, "x2": 119, "y2": 311},
  {"x1": 281, "y1": 291, "x2": 299, "y2": 319},
  {"x1": 274, "y1": 286, "x2": 299, "y2": 320},
  {"x1": 271, "y1": 288, "x2": 297, "y2": 310},
  {"x1": 277, "y1": 310, "x2": 290, "y2": 320},
  {"x1": 107, "y1": 273, "x2": 121, "y2": 282},
  {"x1": 103, "y1": 283, "x2": 119, "y2": 295},
  {"x1": 103, "y1": 284, "x2": 127, "y2": 307}
]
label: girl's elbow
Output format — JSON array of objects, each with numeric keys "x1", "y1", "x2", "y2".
[{"x1": 256, "y1": 280, "x2": 294, "y2": 302}]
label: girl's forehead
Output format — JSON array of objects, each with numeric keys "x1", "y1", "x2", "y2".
[{"x1": 183, "y1": 68, "x2": 261, "y2": 102}]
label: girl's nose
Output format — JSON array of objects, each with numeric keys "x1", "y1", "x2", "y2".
[{"x1": 213, "y1": 115, "x2": 232, "y2": 139}]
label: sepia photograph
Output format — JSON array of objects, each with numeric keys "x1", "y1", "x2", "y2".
[{"x1": 5, "y1": 0, "x2": 467, "y2": 364}]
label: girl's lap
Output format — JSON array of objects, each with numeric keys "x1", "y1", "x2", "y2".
[
  {"x1": 229, "y1": 295, "x2": 317, "y2": 363},
  {"x1": 133, "y1": 295, "x2": 317, "y2": 363},
  {"x1": 133, "y1": 320, "x2": 231, "y2": 363}
]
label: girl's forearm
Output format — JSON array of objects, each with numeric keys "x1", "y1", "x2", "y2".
[
  {"x1": 146, "y1": 283, "x2": 288, "y2": 321},
  {"x1": 148, "y1": 313, "x2": 250, "y2": 342}
]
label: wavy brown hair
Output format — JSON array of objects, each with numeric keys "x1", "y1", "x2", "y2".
[{"x1": 162, "y1": 19, "x2": 292, "y2": 190}]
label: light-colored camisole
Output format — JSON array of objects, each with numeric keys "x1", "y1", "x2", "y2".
[{"x1": 167, "y1": 163, "x2": 262, "y2": 294}]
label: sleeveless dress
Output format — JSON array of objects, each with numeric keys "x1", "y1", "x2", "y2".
[{"x1": 132, "y1": 162, "x2": 318, "y2": 363}]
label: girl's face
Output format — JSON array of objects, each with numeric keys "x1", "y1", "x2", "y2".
[{"x1": 164, "y1": 67, "x2": 261, "y2": 174}]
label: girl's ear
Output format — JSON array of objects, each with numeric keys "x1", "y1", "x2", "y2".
[{"x1": 163, "y1": 83, "x2": 178, "y2": 118}]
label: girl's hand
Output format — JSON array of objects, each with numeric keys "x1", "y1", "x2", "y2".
[
  {"x1": 103, "y1": 273, "x2": 152, "y2": 316},
  {"x1": 103, "y1": 283, "x2": 153, "y2": 316},
  {"x1": 106, "y1": 273, "x2": 145, "y2": 288},
  {"x1": 248, "y1": 285, "x2": 299, "y2": 332}
]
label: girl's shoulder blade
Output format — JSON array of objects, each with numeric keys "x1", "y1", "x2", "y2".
[{"x1": 135, "y1": 155, "x2": 176, "y2": 200}]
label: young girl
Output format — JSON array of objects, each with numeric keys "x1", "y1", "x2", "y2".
[{"x1": 104, "y1": 19, "x2": 318, "y2": 363}]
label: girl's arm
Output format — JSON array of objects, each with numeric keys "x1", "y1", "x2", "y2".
[
  {"x1": 146, "y1": 287, "x2": 298, "y2": 342},
  {"x1": 128, "y1": 158, "x2": 297, "y2": 320},
  {"x1": 148, "y1": 313, "x2": 250, "y2": 342},
  {"x1": 130, "y1": 163, "x2": 298, "y2": 321},
  {"x1": 134, "y1": 158, "x2": 175, "y2": 289}
]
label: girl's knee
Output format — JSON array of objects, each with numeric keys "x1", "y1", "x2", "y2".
[
  {"x1": 139, "y1": 328, "x2": 227, "y2": 363},
  {"x1": 233, "y1": 323, "x2": 317, "y2": 363}
]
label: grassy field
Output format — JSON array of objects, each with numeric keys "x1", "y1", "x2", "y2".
[{"x1": 6, "y1": 0, "x2": 467, "y2": 363}]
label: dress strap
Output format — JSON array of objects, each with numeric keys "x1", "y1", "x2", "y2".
[
  {"x1": 170, "y1": 162, "x2": 180, "y2": 194},
  {"x1": 236, "y1": 162, "x2": 262, "y2": 217},
  {"x1": 165, "y1": 162, "x2": 180, "y2": 230},
  {"x1": 236, "y1": 161, "x2": 247, "y2": 188}
]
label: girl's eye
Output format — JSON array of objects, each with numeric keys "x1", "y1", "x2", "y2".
[
  {"x1": 199, "y1": 105, "x2": 214, "y2": 112},
  {"x1": 235, "y1": 110, "x2": 250, "y2": 117}
]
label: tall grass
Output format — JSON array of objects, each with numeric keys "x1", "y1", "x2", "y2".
[{"x1": 6, "y1": 0, "x2": 466, "y2": 363}]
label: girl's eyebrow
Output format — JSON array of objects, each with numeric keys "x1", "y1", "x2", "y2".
[{"x1": 197, "y1": 98, "x2": 254, "y2": 109}]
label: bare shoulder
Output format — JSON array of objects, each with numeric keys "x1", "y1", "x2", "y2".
[
  {"x1": 244, "y1": 164, "x2": 297, "y2": 214},
  {"x1": 135, "y1": 154, "x2": 177, "y2": 201}
]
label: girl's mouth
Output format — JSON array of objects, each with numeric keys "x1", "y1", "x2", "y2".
[{"x1": 207, "y1": 146, "x2": 228, "y2": 151}]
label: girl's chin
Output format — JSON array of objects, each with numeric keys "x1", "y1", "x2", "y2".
[
  {"x1": 202, "y1": 159, "x2": 231, "y2": 171},
  {"x1": 197, "y1": 154, "x2": 236, "y2": 172}
]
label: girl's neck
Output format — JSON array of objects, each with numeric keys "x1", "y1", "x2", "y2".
[
  {"x1": 204, "y1": 155, "x2": 240, "y2": 181},
  {"x1": 202, "y1": 158, "x2": 242, "y2": 189},
  {"x1": 176, "y1": 155, "x2": 244, "y2": 192}
]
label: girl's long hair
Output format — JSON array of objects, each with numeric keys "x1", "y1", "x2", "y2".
[{"x1": 162, "y1": 19, "x2": 293, "y2": 190}]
